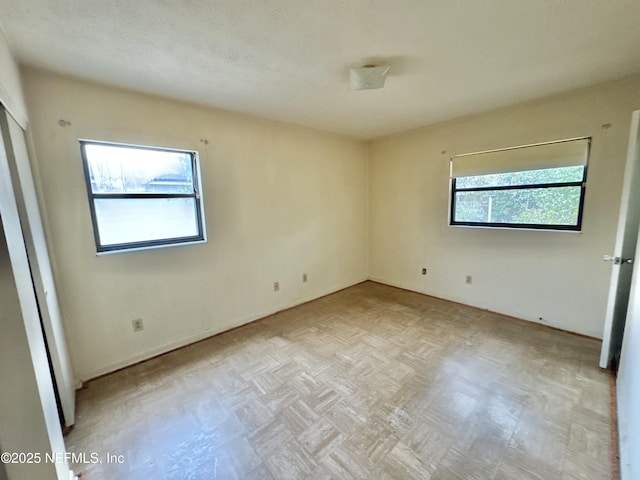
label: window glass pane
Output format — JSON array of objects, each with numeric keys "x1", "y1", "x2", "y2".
[
  {"x1": 455, "y1": 166, "x2": 584, "y2": 189},
  {"x1": 85, "y1": 144, "x2": 194, "y2": 194},
  {"x1": 454, "y1": 186, "x2": 581, "y2": 226},
  {"x1": 94, "y1": 198, "x2": 199, "y2": 246}
]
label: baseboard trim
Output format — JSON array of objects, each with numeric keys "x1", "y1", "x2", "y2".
[
  {"x1": 78, "y1": 278, "x2": 368, "y2": 384},
  {"x1": 367, "y1": 277, "x2": 602, "y2": 341}
]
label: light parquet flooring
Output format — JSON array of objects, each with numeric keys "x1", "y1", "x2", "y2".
[{"x1": 66, "y1": 281, "x2": 612, "y2": 479}]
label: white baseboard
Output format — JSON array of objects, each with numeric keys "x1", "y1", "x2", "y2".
[
  {"x1": 367, "y1": 276, "x2": 599, "y2": 338},
  {"x1": 78, "y1": 278, "x2": 367, "y2": 383}
]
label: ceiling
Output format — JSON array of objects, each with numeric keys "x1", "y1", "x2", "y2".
[{"x1": 1, "y1": 1, "x2": 640, "y2": 139}]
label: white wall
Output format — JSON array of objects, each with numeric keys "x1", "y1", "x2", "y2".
[
  {"x1": 0, "y1": 453, "x2": 7, "y2": 480},
  {"x1": 369, "y1": 76, "x2": 640, "y2": 338},
  {"x1": 0, "y1": 26, "x2": 27, "y2": 128},
  {"x1": 22, "y1": 68, "x2": 369, "y2": 381}
]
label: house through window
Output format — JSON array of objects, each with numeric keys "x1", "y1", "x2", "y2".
[{"x1": 80, "y1": 140, "x2": 206, "y2": 253}]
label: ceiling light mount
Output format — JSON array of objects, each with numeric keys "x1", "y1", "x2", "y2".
[{"x1": 349, "y1": 64, "x2": 391, "y2": 90}]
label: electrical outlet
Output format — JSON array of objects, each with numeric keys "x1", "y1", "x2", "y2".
[
  {"x1": 465, "y1": 275, "x2": 473, "y2": 284},
  {"x1": 132, "y1": 318, "x2": 144, "y2": 332},
  {"x1": 421, "y1": 268, "x2": 427, "y2": 275},
  {"x1": 303, "y1": 273, "x2": 308, "y2": 283},
  {"x1": 274, "y1": 281, "x2": 280, "y2": 292}
]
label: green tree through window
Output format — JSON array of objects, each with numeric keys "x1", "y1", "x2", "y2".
[{"x1": 451, "y1": 165, "x2": 587, "y2": 230}]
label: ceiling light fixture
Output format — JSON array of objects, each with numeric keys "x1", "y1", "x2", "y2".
[{"x1": 349, "y1": 64, "x2": 391, "y2": 90}]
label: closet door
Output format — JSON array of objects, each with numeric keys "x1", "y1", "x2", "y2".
[
  {"x1": 0, "y1": 104, "x2": 75, "y2": 426},
  {"x1": 0, "y1": 106, "x2": 72, "y2": 480}
]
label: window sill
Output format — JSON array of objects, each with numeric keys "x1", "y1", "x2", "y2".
[
  {"x1": 448, "y1": 224, "x2": 582, "y2": 233},
  {"x1": 95, "y1": 238, "x2": 207, "y2": 256}
]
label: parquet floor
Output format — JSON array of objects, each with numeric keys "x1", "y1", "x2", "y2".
[{"x1": 66, "y1": 281, "x2": 612, "y2": 479}]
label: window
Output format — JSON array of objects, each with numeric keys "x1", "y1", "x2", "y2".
[
  {"x1": 80, "y1": 140, "x2": 206, "y2": 253},
  {"x1": 449, "y1": 138, "x2": 590, "y2": 231}
]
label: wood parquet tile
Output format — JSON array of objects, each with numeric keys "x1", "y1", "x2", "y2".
[{"x1": 65, "y1": 281, "x2": 612, "y2": 479}]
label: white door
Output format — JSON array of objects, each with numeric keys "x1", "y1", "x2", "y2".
[
  {"x1": 600, "y1": 110, "x2": 640, "y2": 368},
  {"x1": 0, "y1": 109, "x2": 73, "y2": 480},
  {"x1": 616, "y1": 215, "x2": 640, "y2": 479},
  {"x1": 0, "y1": 105, "x2": 76, "y2": 426}
]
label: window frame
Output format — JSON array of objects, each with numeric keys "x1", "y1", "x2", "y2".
[
  {"x1": 79, "y1": 140, "x2": 206, "y2": 254},
  {"x1": 449, "y1": 138, "x2": 590, "y2": 232}
]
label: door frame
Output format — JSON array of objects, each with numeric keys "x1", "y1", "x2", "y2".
[{"x1": 0, "y1": 105, "x2": 76, "y2": 426}]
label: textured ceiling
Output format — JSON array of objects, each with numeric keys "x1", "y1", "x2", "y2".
[{"x1": 1, "y1": 1, "x2": 640, "y2": 139}]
